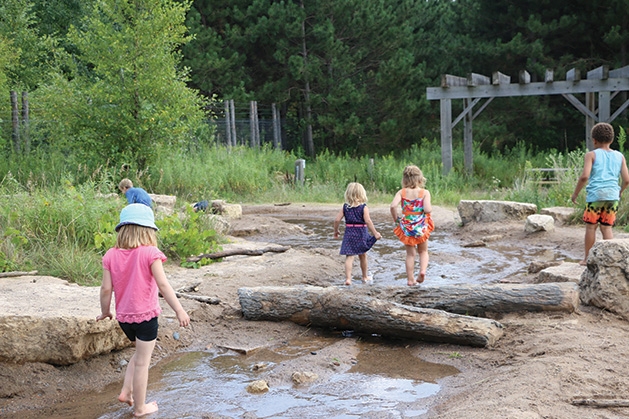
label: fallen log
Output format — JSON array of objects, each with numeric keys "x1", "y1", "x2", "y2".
[
  {"x1": 238, "y1": 286, "x2": 504, "y2": 347},
  {"x1": 571, "y1": 398, "x2": 629, "y2": 408},
  {"x1": 186, "y1": 246, "x2": 290, "y2": 263},
  {"x1": 0, "y1": 270, "x2": 38, "y2": 278},
  {"x1": 175, "y1": 292, "x2": 220, "y2": 305},
  {"x1": 365, "y1": 282, "x2": 579, "y2": 315}
]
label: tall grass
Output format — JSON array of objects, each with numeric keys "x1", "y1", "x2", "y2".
[{"x1": 2, "y1": 140, "x2": 625, "y2": 282}]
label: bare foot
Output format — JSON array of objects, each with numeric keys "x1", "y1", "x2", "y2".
[
  {"x1": 362, "y1": 276, "x2": 372, "y2": 284},
  {"x1": 344, "y1": 279, "x2": 352, "y2": 286},
  {"x1": 579, "y1": 260, "x2": 587, "y2": 266},
  {"x1": 417, "y1": 273, "x2": 425, "y2": 284},
  {"x1": 118, "y1": 391, "x2": 133, "y2": 406},
  {"x1": 407, "y1": 280, "x2": 417, "y2": 286},
  {"x1": 134, "y1": 401, "x2": 158, "y2": 417}
]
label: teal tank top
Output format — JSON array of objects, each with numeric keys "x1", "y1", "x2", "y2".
[{"x1": 585, "y1": 148, "x2": 623, "y2": 202}]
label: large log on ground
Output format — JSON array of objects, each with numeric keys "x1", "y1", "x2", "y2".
[
  {"x1": 365, "y1": 282, "x2": 580, "y2": 316},
  {"x1": 238, "y1": 286, "x2": 504, "y2": 347}
]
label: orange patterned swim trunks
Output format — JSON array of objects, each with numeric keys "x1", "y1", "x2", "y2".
[{"x1": 582, "y1": 201, "x2": 619, "y2": 226}]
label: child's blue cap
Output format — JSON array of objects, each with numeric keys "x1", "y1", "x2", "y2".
[{"x1": 115, "y1": 203, "x2": 158, "y2": 232}]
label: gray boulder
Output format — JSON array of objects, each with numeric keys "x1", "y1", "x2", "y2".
[{"x1": 457, "y1": 200, "x2": 537, "y2": 225}]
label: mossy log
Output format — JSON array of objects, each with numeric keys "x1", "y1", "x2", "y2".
[{"x1": 238, "y1": 285, "x2": 504, "y2": 347}]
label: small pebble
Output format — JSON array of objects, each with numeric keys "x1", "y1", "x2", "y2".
[{"x1": 173, "y1": 332, "x2": 180, "y2": 340}]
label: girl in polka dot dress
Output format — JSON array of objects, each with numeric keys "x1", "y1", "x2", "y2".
[{"x1": 334, "y1": 182, "x2": 382, "y2": 285}]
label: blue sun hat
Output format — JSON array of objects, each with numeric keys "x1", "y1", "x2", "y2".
[{"x1": 115, "y1": 203, "x2": 158, "y2": 232}]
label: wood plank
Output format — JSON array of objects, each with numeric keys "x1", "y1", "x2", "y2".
[
  {"x1": 519, "y1": 70, "x2": 531, "y2": 84},
  {"x1": 566, "y1": 68, "x2": 581, "y2": 81},
  {"x1": 426, "y1": 78, "x2": 629, "y2": 100},
  {"x1": 238, "y1": 285, "x2": 504, "y2": 347},
  {"x1": 492, "y1": 71, "x2": 511, "y2": 85},
  {"x1": 441, "y1": 74, "x2": 468, "y2": 88},
  {"x1": 467, "y1": 73, "x2": 491, "y2": 86},
  {"x1": 587, "y1": 65, "x2": 609, "y2": 80},
  {"x1": 545, "y1": 69, "x2": 554, "y2": 83},
  {"x1": 609, "y1": 64, "x2": 629, "y2": 78}
]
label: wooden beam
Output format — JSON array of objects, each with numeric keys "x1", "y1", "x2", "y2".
[
  {"x1": 587, "y1": 65, "x2": 609, "y2": 80},
  {"x1": 426, "y1": 78, "x2": 629, "y2": 100},
  {"x1": 519, "y1": 70, "x2": 531, "y2": 84},
  {"x1": 492, "y1": 71, "x2": 511, "y2": 85},
  {"x1": 566, "y1": 68, "x2": 581, "y2": 82},
  {"x1": 609, "y1": 64, "x2": 629, "y2": 78},
  {"x1": 441, "y1": 74, "x2": 468, "y2": 87},
  {"x1": 467, "y1": 73, "x2": 491, "y2": 86},
  {"x1": 545, "y1": 69, "x2": 554, "y2": 83}
]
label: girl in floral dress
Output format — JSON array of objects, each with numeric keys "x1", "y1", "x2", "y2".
[
  {"x1": 390, "y1": 165, "x2": 434, "y2": 286},
  {"x1": 334, "y1": 182, "x2": 382, "y2": 285}
]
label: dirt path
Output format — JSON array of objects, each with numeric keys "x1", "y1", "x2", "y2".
[{"x1": 2, "y1": 203, "x2": 629, "y2": 418}]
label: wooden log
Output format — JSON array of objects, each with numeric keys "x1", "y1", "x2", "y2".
[
  {"x1": 186, "y1": 246, "x2": 290, "y2": 262},
  {"x1": 366, "y1": 282, "x2": 579, "y2": 316},
  {"x1": 175, "y1": 292, "x2": 220, "y2": 305},
  {"x1": 571, "y1": 398, "x2": 629, "y2": 408},
  {"x1": 238, "y1": 286, "x2": 504, "y2": 347},
  {"x1": 0, "y1": 270, "x2": 38, "y2": 278}
]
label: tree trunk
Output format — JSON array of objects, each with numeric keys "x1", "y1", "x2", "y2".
[
  {"x1": 238, "y1": 285, "x2": 504, "y2": 347},
  {"x1": 186, "y1": 246, "x2": 290, "y2": 263},
  {"x1": 365, "y1": 282, "x2": 580, "y2": 316}
]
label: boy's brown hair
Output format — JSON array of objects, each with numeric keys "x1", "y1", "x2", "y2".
[
  {"x1": 118, "y1": 178, "x2": 133, "y2": 191},
  {"x1": 591, "y1": 122, "x2": 614, "y2": 144}
]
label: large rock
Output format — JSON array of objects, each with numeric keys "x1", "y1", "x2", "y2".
[
  {"x1": 0, "y1": 276, "x2": 130, "y2": 365},
  {"x1": 540, "y1": 206, "x2": 577, "y2": 225},
  {"x1": 149, "y1": 194, "x2": 177, "y2": 215},
  {"x1": 536, "y1": 262, "x2": 584, "y2": 284},
  {"x1": 524, "y1": 214, "x2": 555, "y2": 233},
  {"x1": 580, "y1": 239, "x2": 629, "y2": 320},
  {"x1": 457, "y1": 200, "x2": 537, "y2": 225}
]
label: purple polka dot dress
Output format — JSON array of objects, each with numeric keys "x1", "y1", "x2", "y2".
[{"x1": 339, "y1": 204, "x2": 377, "y2": 255}]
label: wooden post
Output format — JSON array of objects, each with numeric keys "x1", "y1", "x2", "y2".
[
  {"x1": 464, "y1": 98, "x2": 473, "y2": 174},
  {"x1": 21, "y1": 92, "x2": 29, "y2": 154},
  {"x1": 272, "y1": 103, "x2": 281, "y2": 149},
  {"x1": 229, "y1": 99, "x2": 237, "y2": 146},
  {"x1": 250, "y1": 101, "x2": 256, "y2": 147},
  {"x1": 585, "y1": 92, "x2": 595, "y2": 150},
  {"x1": 295, "y1": 159, "x2": 305, "y2": 185},
  {"x1": 440, "y1": 99, "x2": 452, "y2": 175},
  {"x1": 254, "y1": 101, "x2": 260, "y2": 147},
  {"x1": 11, "y1": 91, "x2": 20, "y2": 153},
  {"x1": 225, "y1": 100, "x2": 232, "y2": 148},
  {"x1": 599, "y1": 91, "x2": 611, "y2": 123}
]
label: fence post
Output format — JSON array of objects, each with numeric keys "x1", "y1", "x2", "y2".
[
  {"x1": 272, "y1": 103, "x2": 281, "y2": 149},
  {"x1": 295, "y1": 159, "x2": 306, "y2": 186},
  {"x1": 11, "y1": 91, "x2": 20, "y2": 153},
  {"x1": 229, "y1": 99, "x2": 237, "y2": 146},
  {"x1": 22, "y1": 92, "x2": 29, "y2": 155},
  {"x1": 225, "y1": 100, "x2": 232, "y2": 148}
]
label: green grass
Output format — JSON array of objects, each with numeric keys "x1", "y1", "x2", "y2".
[{"x1": 1, "y1": 139, "x2": 624, "y2": 283}]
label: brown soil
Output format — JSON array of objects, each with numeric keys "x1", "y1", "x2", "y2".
[{"x1": 2, "y1": 203, "x2": 629, "y2": 419}]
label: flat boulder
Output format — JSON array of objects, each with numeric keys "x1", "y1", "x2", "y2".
[
  {"x1": 540, "y1": 206, "x2": 577, "y2": 225},
  {"x1": 580, "y1": 239, "x2": 629, "y2": 320},
  {"x1": 457, "y1": 200, "x2": 537, "y2": 225},
  {"x1": 536, "y1": 262, "x2": 584, "y2": 284},
  {"x1": 149, "y1": 194, "x2": 177, "y2": 215},
  {"x1": 0, "y1": 276, "x2": 130, "y2": 365}
]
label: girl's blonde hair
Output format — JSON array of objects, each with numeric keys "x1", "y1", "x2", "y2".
[
  {"x1": 116, "y1": 224, "x2": 158, "y2": 249},
  {"x1": 344, "y1": 182, "x2": 368, "y2": 207},
  {"x1": 402, "y1": 165, "x2": 426, "y2": 188}
]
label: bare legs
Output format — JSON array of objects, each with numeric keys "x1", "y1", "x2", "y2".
[
  {"x1": 119, "y1": 339, "x2": 159, "y2": 417},
  {"x1": 581, "y1": 224, "x2": 614, "y2": 265},
  {"x1": 405, "y1": 242, "x2": 429, "y2": 285},
  {"x1": 344, "y1": 254, "x2": 370, "y2": 285}
]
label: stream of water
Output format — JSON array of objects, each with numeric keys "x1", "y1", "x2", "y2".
[{"x1": 31, "y1": 216, "x2": 576, "y2": 419}]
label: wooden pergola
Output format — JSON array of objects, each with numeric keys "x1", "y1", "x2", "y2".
[{"x1": 426, "y1": 65, "x2": 629, "y2": 175}]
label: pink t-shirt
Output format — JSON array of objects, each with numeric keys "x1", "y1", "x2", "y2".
[{"x1": 102, "y1": 245, "x2": 167, "y2": 323}]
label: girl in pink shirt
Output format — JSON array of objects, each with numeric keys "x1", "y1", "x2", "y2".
[{"x1": 97, "y1": 204, "x2": 190, "y2": 417}]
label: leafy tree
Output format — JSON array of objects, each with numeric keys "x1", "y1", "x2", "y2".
[{"x1": 32, "y1": 0, "x2": 208, "y2": 169}]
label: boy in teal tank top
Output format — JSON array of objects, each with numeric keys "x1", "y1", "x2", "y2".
[{"x1": 571, "y1": 122, "x2": 629, "y2": 265}]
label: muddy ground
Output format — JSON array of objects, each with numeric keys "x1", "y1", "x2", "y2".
[{"x1": 2, "y1": 203, "x2": 629, "y2": 418}]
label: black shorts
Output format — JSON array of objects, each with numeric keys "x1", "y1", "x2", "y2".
[{"x1": 118, "y1": 317, "x2": 159, "y2": 342}]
